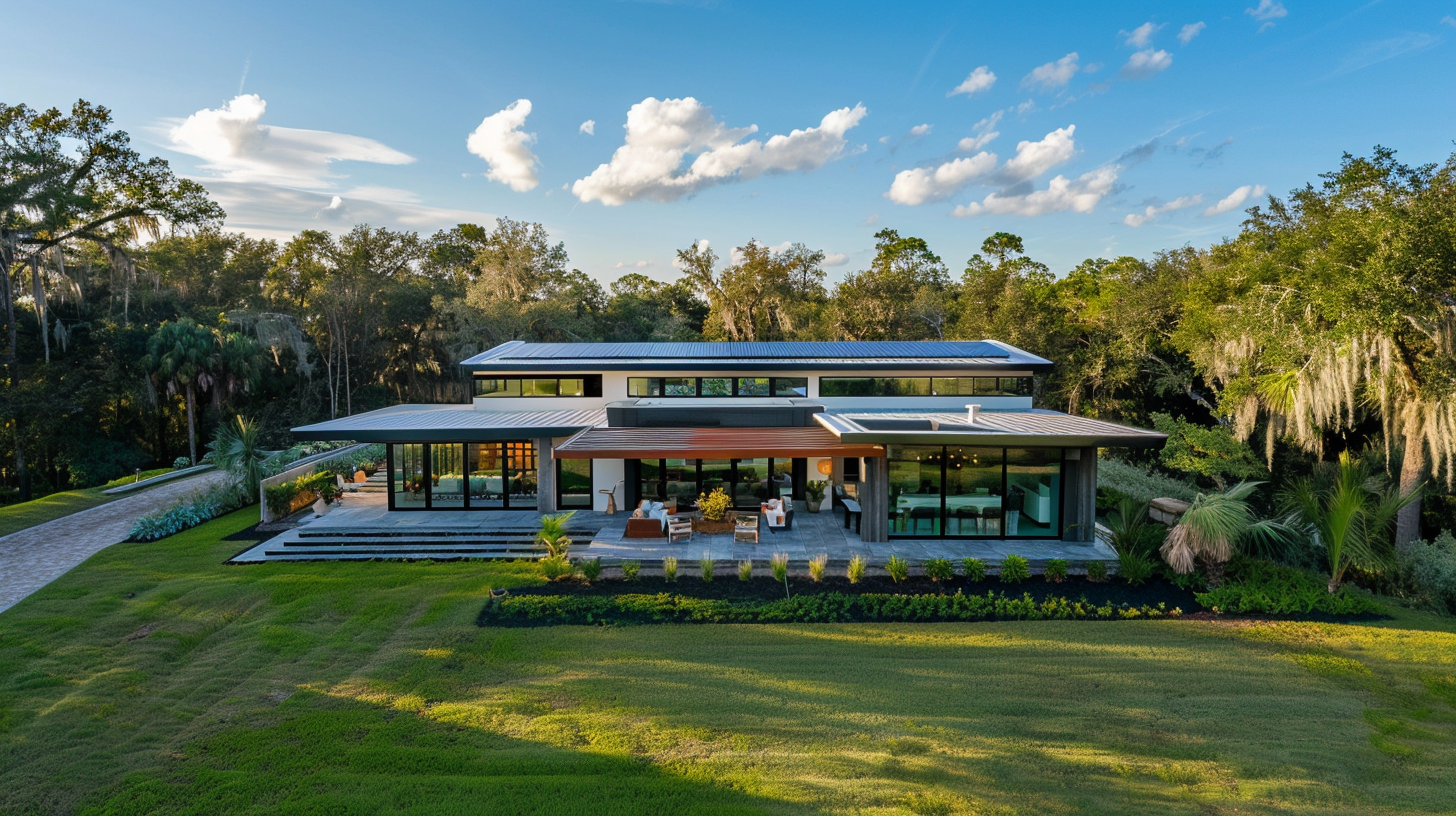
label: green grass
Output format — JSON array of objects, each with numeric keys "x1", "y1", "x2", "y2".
[
  {"x1": 101, "y1": 468, "x2": 175, "y2": 490},
  {"x1": 0, "y1": 487, "x2": 114, "y2": 538},
  {"x1": 3, "y1": 508, "x2": 1456, "y2": 815}
]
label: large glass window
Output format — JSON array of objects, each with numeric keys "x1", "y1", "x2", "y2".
[
  {"x1": 391, "y1": 444, "x2": 427, "y2": 509},
  {"x1": 736, "y1": 377, "x2": 770, "y2": 396},
  {"x1": 888, "y1": 445, "x2": 1062, "y2": 538},
  {"x1": 469, "y1": 443, "x2": 504, "y2": 508},
  {"x1": 558, "y1": 458, "x2": 593, "y2": 508},
  {"x1": 626, "y1": 376, "x2": 812, "y2": 398},
  {"x1": 822, "y1": 376, "x2": 1031, "y2": 397},
  {"x1": 475, "y1": 376, "x2": 599, "y2": 397},
  {"x1": 663, "y1": 377, "x2": 696, "y2": 396},
  {"x1": 773, "y1": 377, "x2": 808, "y2": 396},
  {"x1": 431, "y1": 443, "x2": 465, "y2": 509},
  {"x1": 636, "y1": 458, "x2": 796, "y2": 509},
  {"x1": 700, "y1": 377, "x2": 733, "y2": 396}
]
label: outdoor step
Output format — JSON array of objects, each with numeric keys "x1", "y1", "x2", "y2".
[
  {"x1": 297, "y1": 528, "x2": 597, "y2": 539},
  {"x1": 280, "y1": 538, "x2": 539, "y2": 550},
  {"x1": 262, "y1": 547, "x2": 541, "y2": 558}
]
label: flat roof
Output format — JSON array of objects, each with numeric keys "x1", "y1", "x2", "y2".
[
  {"x1": 460, "y1": 339, "x2": 1053, "y2": 373},
  {"x1": 554, "y1": 426, "x2": 885, "y2": 460},
  {"x1": 816, "y1": 409, "x2": 1166, "y2": 449},
  {"x1": 290, "y1": 404, "x2": 605, "y2": 443}
]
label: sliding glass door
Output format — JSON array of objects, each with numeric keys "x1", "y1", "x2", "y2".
[
  {"x1": 888, "y1": 445, "x2": 1063, "y2": 539},
  {"x1": 388, "y1": 440, "x2": 537, "y2": 510},
  {"x1": 636, "y1": 458, "x2": 799, "y2": 509}
]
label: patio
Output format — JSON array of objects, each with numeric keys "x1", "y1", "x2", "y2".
[{"x1": 230, "y1": 490, "x2": 1115, "y2": 567}]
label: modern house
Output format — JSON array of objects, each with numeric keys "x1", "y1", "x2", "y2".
[{"x1": 291, "y1": 341, "x2": 1164, "y2": 544}]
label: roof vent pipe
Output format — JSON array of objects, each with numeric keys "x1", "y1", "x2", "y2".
[{"x1": 966, "y1": 404, "x2": 981, "y2": 424}]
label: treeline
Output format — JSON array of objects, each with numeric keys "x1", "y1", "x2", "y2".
[{"x1": 2, "y1": 101, "x2": 1454, "y2": 544}]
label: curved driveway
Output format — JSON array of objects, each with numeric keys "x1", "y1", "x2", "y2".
[{"x1": 0, "y1": 471, "x2": 229, "y2": 614}]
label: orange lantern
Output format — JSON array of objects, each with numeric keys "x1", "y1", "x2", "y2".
[{"x1": 816, "y1": 459, "x2": 834, "y2": 476}]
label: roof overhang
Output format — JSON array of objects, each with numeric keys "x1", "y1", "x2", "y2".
[
  {"x1": 815, "y1": 410, "x2": 1167, "y2": 449},
  {"x1": 554, "y1": 426, "x2": 885, "y2": 460},
  {"x1": 291, "y1": 404, "x2": 605, "y2": 443}
]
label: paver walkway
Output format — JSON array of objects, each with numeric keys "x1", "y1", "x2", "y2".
[{"x1": 0, "y1": 471, "x2": 229, "y2": 614}]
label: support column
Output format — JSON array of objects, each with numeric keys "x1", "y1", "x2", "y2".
[
  {"x1": 1063, "y1": 447, "x2": 1097, "y2": 541},
  {"x1": 860, "y1": 455, "x2": 888, "y2": 543},
  {"x1": 536, "y1": 438, "x2": 555, "y2": 513}
]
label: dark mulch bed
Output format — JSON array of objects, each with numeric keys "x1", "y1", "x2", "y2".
[
  {"x1": 222, "y1": 522, "x2": 276, "y2": 544},
  {"x1": 507, "y1": 574, "x2": 1206, "y2": 611}
]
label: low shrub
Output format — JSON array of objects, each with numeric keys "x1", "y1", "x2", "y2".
[
  {"x1": 101, "y1": 467, "x2": 173, "y2": 489},
  {"x1": 924, "y1": 558, "x2": 954, "y2": 582},
  {"x1": 662, "y1": 556, "x2": 678, "y2": 583},
  {"x1": 1097, "y1": 456, "x2": 1199, "y2": 504},
  {"x1": 770, "y1": 552, "x2": 789, "y2": 583},
  {"x1": 847, "y1": 554, "x2": 866, "y2": 584},
  {"x1": 738, "y1": 560, "x2": 753, "y2": 581},
  {"x1": 578, "y1": 557, "x2": 604, "y2": 583},
  {"x1": 1044, "y1": 559, "x2": 1069, "y2": 583},
  {"x1": 1198, "y1": 561, "x2": 1383, "y2": 616},
  {"x1": 999, "y1": 554, "x2": 1030, "y2": 583},
  {"x1": 1086, "y1": 561, "x2": 1109, "y2": 582},
  {"x1": 620, "y1": 560, "x2": 641, "y2": 581},
  {"x1": 1402, "y1": 531, "x2": 1456, "y2": 614},
  {"x1": 540, "y1": 555, "x2": 573, "y2": 581},
  {"x1": 808, "y1": 554, "x2": 828, "y2": 582},
  {"x1": 1118, "y1": 551, "x2": 1154, "y2": 585},
  {"x1": 700, "y1": 558, "x2": 714, "y2": 583},
  {"x1": 172, "y1": 456, "x2": 192, "y2": 470},
  {"x1": 129, "y1": 483, "x2": 250, "y2": 542},
  {"x1": 885, "y1": 555, "x2": 909, "y2": 584},
  {"x1": 481, "y1": 591, "x2": 1186, "y2": 626},
  {"x1": 962, "y1": 558, "x2": 986, "y2": 582}
]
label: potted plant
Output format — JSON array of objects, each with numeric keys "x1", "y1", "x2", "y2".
[{"x1": 805, "y1": 480, "x2": 828, "y2": 513}]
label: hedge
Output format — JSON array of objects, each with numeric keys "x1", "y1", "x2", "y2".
[
  {"x1": 1196, "y1": 562, "x2": 1383, "y2": 616},
  {"x1": 479, "y1": 591, "x2": 1183, "y2": 626}
]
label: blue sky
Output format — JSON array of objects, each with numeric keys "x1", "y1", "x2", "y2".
[{"x1": 7, "y1": 0, "x2": 1456, "y2": 282}]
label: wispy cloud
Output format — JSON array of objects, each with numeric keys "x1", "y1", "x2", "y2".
[
  {"x1": 1246, "y1": 0, "x2": 1287, "y2": 31},
  {"x1": 953, "y1": 165, "x2": 1120, "y2": 218},
  {"x1": 1121, "y1": 22, "x2": 1162, "y2": 48},
  {"x1": 1123, "y1": 194, "x2": 1202, "y2": 227},
  {"x1": 1178, "y1": 22, "x2": 1206, "y2": 44},
  {"x1": 1022, "y1": 52, "x2": 1080, "y2": 91},
  {"x1": 1204, "y1": 184, "x2": 1266, "y2": 216},
  {"x1": 957, "y1": 111, "x2": 1003, "y2": 152},
  {"x1": 1121, "y1": 49, "x2": 1173, "y2": 79},
  {"x1": 1332, "y1": 33, "x2": 1442, "y2": 76},
  {"x1": 579, "y1": 119, "x2": 596, "y2": 135}
]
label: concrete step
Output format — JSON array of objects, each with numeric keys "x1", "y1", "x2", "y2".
[
  {"x1": 280, "y1": 537, "x2": 539, "y2": 550},
  {"x1": 263, "y1": 545, "x2": 542, "y2": 559},
  {"x1": 296, "y1": 527, "x2": 597, "y2": 539}
]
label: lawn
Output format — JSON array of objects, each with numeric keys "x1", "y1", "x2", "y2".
[
  {"x1": 1, "y1": 509, "x2": 1454, "y2": 815},
  {"x1": 0, "y1": 487, "x2": 115, "y2": 538}
]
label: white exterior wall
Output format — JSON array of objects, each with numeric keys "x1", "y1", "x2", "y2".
[{"x1": 474, "y1": 368, "x2": 1034, "y2": 413}]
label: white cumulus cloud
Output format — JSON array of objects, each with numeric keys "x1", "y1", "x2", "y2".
[
  {"x1": 613, "y1": 259, "x2": 653, "y2": 268},
  {"x1": 466, "y1": 99, "x2": 540, "y2": 192},
  {"x1": 1123, "y1": 195, "x2": 1202, "y2": 227},
  {"x1": 909, "y1": 123, "x2": 933, "y2": 136},
  {"x1": 886, "y1": 153, "x2": 999, "y2": 205},
  {"x1": 1178, "y1": 22, "x2": 1207, "y2": 44},
  {"x1": 1000, "y1": 126, "x2": 1077, "y2": 182},
  {"x1": 823, "y1": 252, "x2": 849, "y2": 267},
  {"x1": 579, "y1": 119, "x2": 596, "y2": 135},
  {"x1": 1122, "y1": 22, "x2": 1162, "y2": 48},
  {"x1": 953, "y1": 165, "x2": 1120, "y2": 218},
  {"x1": 1022, "y1": 53, "x2": 1080, "y2": 91},
  {"x1": 948, "y1": 66, "x2": 996, "y2": 97},
  {"x1": 1204, "y1": 184, "x2": 1266, "y2": 216},
  {"x1": 166, "y1": 94, "x2": 414, "y2": 188},
  {"x1": 571, "y1": 97, "x2": 867, "y2": 205},
  {"x1": 957, "y1": 111, "x2": 1003, "y2": 152},
  {"x1": 1121, "y1": 49, "x2": 1173, "y2": 79}
]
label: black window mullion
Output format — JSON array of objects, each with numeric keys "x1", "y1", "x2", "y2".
[
  {"x1": 1001, "y1": 448, "x2": 1009, "y2": 538},
  {"x1": 940, "y1": 447, "x2": 948, "y2": 539}
]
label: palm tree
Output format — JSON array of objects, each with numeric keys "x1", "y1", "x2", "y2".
[
  {"x1": 209, "y1": 415, "x2": 266, "y2": 500},
  {"x1": 536, "y1": 510, "x2": 576, "y2": 559},
  {"x1": 1160, "y1": 482, "x2": 1288, "y2": 586},
  {"x1": 1280, "y1": 452, "x2": 1416, "y2": 593},
  {"x1": 144, "y1": 318, "x2": 219, "y2": 466}
]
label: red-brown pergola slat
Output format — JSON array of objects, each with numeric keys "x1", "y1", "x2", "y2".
[{"x1": 553, "y1": 426, "x2": 884, "y2": 460}]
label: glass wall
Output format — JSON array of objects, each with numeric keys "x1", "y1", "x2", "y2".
[
  {"x1": 558, "y1": 458, "x2": 593, "y2": 508},
  {"x1": 391, "y1": 444, "x2": 427, "y2": 509},
  {"x1": 887, "y1": 445, "x2": 1063, "y2": 538},
  {"x1": 475, "y1": 376, "x2": 598, "y2": 397},
  {"x1": 626, "y1": 376, "x2": 809, "y2": 398},
  {"x1": 388, "y1": 441, "x2": 538, "y2": 510},
  {"x1": 636, "y1": 458, "x2": 797, "y2": 509},
  {"x1": 821, "y1": 376, "x2": 1033, "y2": 397}
]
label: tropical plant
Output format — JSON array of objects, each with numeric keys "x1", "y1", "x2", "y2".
[
  {"x1": 1402, "y1": 531, "x2": 1456, "y2": 614},
  {"x1": 539, "y1": 555, "x2": 572, "y2": 581},
  {"x1": 1280, "y1": 452, "x2": 1417, "y2": 592},
  {"x1": 962, "y1": 557, "x2": 986, "y2": 581},
  {"x1": 620, "y1": 560, "x2": 641, "y2": 581},
  {"x1": 1044, "y1": 559, "x2": 1069, "y2": 583},
  {"x1": 1160, "y1": 482, "x2": 1289, "y2": 586},
  {"x1": 535, "y1": 510, "x2": 576, "y2": 559},
  {"x1": 1117, "y1": 551, "x2": 1153, "y2": 585},
  {"x1": 1086, "y1": 561, "x2": 1109, "y2": 582},
  {"x1": 885, "y1": 555, "x2": 909, "y2": 583},
  {"x1": 808, "y1": 553, "x2": 828, "y2": 582},
  {"x1": 924, "y1": 558, "x2": 954, "y2": 582},
  {"x1": 697, "y1": 487, "x2": 732, "y2": 521},
  {"x1": 738, "y1": 559, "x2": 753, "y2": 581},
  {"x1": 144, "y1": 318, "x2": 221, "y2": 466},
  {"x1": 700, "y1": 558, "x2": 714, "y2": 582},
  {"x1": 847, "y1": 554, "x2": 866, "y2": 584},
  {"x1": 999, "y1": 554, "x2": 1030, "y2": 583},
  {"x1": 209, "y1": 415, "x2": 267, "y2": 498},
  {"x1": 578, "y1": 557, "x2": 603, "y2": 583},
  {"x1": 770, "y1": 552, "x2": 789, "y2": 583},
  {"x1": 662, "y1": 556, "x2": 678, "y2": 582},
  {"x1": 1103, "y1": 497, "x2": 1165, "y2": 559},
  {"x1": 804, "y1": 480, "x2": 828, "y2": 502}
]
